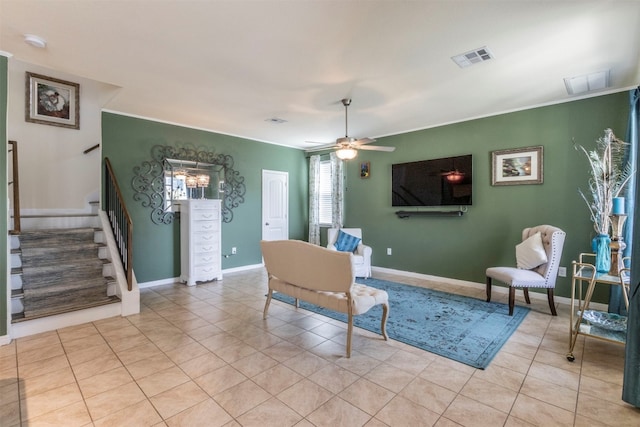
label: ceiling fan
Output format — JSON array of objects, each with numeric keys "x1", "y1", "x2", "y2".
[{"x1": 305, "y1": 98, "x2": 396, "y2": 160}]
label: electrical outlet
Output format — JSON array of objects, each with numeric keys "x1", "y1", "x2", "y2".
[
  {"x1": 387, "y1": 248, "x2": 392, "y2": 255},
  {"x1": 558, "y1": 266, "x2": 566, "y2": 277},
  {"x1": 231, "y1": 247, "x2": 237, "y2": 255}
]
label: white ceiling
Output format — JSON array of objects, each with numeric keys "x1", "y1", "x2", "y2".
[{"x1": 1, "y1": 1, "x2": 639, "y2": 149}]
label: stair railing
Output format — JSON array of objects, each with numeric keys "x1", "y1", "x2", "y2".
[
  {"x1": 8, "y1": 140, "x2": 20, "y2": 234},
  {"x1": 104, "y1": 157, "x2": 133, "y2": 291}
]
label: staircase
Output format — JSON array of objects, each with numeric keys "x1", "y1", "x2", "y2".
[{"x1": 11, "y1": 227, "x2": 121, "y2": 322}]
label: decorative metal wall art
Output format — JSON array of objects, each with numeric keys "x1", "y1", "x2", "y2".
[{"x1": 132, "y1": 144, "x2": 246, "y2": 225}]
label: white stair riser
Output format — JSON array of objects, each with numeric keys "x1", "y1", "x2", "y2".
[
  {"x1": 10, "y1": 235, "x2": 20, "y2": 250},
  {"x1": 11, "y1": 253, "x2": 21, "y2": 268},
  {"x1": 11, "y1": 298, "x2": 24, "y2": 315},
  {"x1": 19, "y1": 216, "x2": 101, "y2": 230},
  {"x1": 11, "y1": 274, "x2": 23, "y2": 290},
  {"x1": 94, "y1": 230, "x2": 106, "y2": 244},
  {"x1": 103, "y1": 264, "x2": 115, "y2": 277},
  {"x1": 99, "y1": 246, "x2": 109, "y2": 259},
  {"x1": 107, "y1": 282, "x2": 117, "y2": 296}
]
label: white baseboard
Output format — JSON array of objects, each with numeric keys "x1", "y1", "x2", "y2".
[
  {"x1": 0, "y1": 334, "x2": 11, "y2": 346},
  {"x1": 138, "y1": 263, "x2": 264, "y2": 289},
  {"x1": 371, "y1": 266, "x2": 608, "y2": 312},
  {"x1": 223, "y1": 263, "x2": 264, "y2": 274}
]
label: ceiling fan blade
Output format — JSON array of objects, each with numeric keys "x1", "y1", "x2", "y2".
[
  {"x1": 304, "y1": 143, "x2": 339, "y2": 153},
  {"x1": 354, "y1": 137, "x2": 376, "y2": 145},
  {"x1": 358, "y1": 145, "x2": 396, "y2": 152}
]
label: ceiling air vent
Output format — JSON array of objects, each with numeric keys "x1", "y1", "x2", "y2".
[
  {"x1": 564, "y1": 70, "x2": 610, "y2": 95},
  {"x1": 451, "y1": 46, "x2": 494, "y2": 68}
]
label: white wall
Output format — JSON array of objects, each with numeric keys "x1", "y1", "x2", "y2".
[{"x1": 7, "y1": 59, "x2": 120, "y2": 212}]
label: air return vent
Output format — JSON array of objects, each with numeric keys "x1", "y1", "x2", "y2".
[
  {"x1": 451, "y1": 46, "x2": 494, "y2": 68},
  {"x1": 564, "y1": 70, "x2": 610, "y2": 95}
]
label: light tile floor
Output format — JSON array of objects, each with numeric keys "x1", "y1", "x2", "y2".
[{"x1": 1, "y1": 268, "x2": 639, "y2": 426}]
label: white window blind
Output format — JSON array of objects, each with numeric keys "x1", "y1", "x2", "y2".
[{"x1": 319, "y1": 160, "x2": 332, "y2": 225}]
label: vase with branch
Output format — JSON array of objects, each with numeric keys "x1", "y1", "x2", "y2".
[{"x1": 576, "y1": 128, "x2": 634, "y2": 273}]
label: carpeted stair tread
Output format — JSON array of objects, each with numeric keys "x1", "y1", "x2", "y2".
[
  {"x1": 19, "y1": 228, "x2": 98, "y2": 248},
  {"x1": 20, "y1": 245, "x2": 103, "y2": 267},
  {"x1": 23, "y1": 277, "x2": 113, "y2": 296},
  {"x1": 24, "y1": 284, "x2": 112, "y2": 304},
  {"x1": 18, "y1": 295, "x2": 121, "y2": 322},
  {"x1": 22, "y1": 262, "x2": 106, "y2": 287}
]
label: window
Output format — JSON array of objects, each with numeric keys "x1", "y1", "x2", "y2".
[{"x1": 318, "y1": 160, "x2": 332, "y2": 225}]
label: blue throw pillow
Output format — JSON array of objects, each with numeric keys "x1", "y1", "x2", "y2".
[{"x1": 334, "y1": 230, "x2": 361, "y2": 252}]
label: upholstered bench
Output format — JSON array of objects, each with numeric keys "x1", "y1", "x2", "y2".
[{"x1": 260, "y1": 239, "x2": 389, "y2": 357}]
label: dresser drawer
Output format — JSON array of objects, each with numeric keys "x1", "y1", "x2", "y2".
[
  {"x1": 192, "y1": 210, "x2": 219, "y2": 221},
  {"x1": 190, "y1": 200, "x2": 217, "y2": 210},
  {"x1": 193, "y1": 220, "x2": 218, "y2": 232},
  {"x1": 193, "y1": 232, "x2": 218, "y2": 244},
  {"x1": 194, "y1": 244, "x2": 217, "y2": 254},
  {"x1": 194, "y1": 265, "x2": 220, "y2": 277},
  {"x1": 194, "y1": 253, "x2": 219, "y2": 266}
]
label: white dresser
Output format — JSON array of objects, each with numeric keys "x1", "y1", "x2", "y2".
[{"x1": 179, "y1": 199, "x2": 222, "y2": 286}]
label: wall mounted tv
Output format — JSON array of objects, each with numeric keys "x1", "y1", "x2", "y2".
[{"x1": 391, "y1": 154, "x2": 472, "y2": 207}]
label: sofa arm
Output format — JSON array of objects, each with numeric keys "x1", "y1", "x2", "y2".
[{"x1": 355, "y1": 244, "x2": 372, "y2": 257}]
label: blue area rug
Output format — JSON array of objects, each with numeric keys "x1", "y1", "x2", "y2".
[{"x1": 271, "y1": 277, "x2": 529, "y2": 369}]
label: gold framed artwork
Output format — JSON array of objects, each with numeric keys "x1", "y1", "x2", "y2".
[
  {"x1": 491, "y1": 146, "x2": 543, "y2": 186},
  {"x1": 360, "y1": 161, "x2": 371, "y2": 178},
  {"x1": 25, "y1": 72, "x2": 80, "y2": 129}
]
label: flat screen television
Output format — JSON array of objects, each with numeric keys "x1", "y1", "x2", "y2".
[{"x1": 391, "y1": 154, "x2": 472, "y2": 207}]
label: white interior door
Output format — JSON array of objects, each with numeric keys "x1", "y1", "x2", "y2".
[{"x1": 262, "y1": 170, "x2": 289, "y2": 241}]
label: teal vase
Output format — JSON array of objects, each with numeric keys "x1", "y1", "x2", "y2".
[{"x1": 592, "y1": 234, "x2": 611, "y2": 274}]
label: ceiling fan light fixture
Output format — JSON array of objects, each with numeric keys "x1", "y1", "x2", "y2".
[
  {"x1": 445, "y1": 171, "x2": 465, "y2": 183},
  {"x1": 336, "y1": 147, "x2": 358, "y2": 160}
]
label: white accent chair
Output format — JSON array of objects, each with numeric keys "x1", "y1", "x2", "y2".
[
  {"x1": 327, "y1": 228, "x2": 372, "y2": 278},
  {"x1": 486, "y1": 225, "x2": 566, "y2": 316}
]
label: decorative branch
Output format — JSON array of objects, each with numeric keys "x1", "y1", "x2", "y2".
[{"x1": 576, "y1": 129, "x2": 635, "y2": 235}]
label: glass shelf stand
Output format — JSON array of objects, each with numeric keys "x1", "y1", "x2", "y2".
[{"x1": 567, "y1": 253, "x2": 630, "y2": 361}]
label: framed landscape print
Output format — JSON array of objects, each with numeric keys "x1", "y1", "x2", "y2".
[
  {"x1": 25, "y1": 72, "x2": 80, "y2": 129},
  {"x1": 491, "y1": 146, "x2": 543, "y2": 186}
]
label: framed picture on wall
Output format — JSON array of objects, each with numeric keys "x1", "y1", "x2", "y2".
[
  {"x1": 25, "y1": 72, "x2": 80, "y2": 129},
  {"x1": 360, "y1": 161, "x2": 371, "y2": 178},
  {"x1": 491, "y1": 146, "x2": 543, "y2": 186}
]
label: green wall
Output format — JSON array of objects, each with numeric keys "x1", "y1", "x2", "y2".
[
  {"x1": 102, "y1": 92, "x2": 627, "y2": 300},
  {"x1": 342, "y1": 92, "x2": 629, "y2": 300},
  {"x1": 1, "y1": 56, "x2": 8, "y2": 337},
  {"x1": 102, "y1": 113, "x2": 308, "y2": 283}
]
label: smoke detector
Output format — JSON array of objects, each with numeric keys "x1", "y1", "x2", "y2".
[
  {"x1": 24, "y1": 34, "x2": 47, "y2": 49},
  {"x1": 265, "y1": 117, "x2": 287, "y2": 124}
]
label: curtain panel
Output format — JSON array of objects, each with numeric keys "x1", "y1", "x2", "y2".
[
  {"x1": 308, "y1": 155, "x2": 321, "y2": 245},
  {"x1": 623, "y1": 87, "x2": 640, "y2": 407},
  {"x1": 330, "y1": 152, "x2": 344, "y2": 229}
]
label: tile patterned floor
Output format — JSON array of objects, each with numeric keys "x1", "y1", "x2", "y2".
[{"x1": 1, "y1": 268, "x2": 639, "y2": 426}]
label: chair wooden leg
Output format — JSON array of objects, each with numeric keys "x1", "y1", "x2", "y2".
[
  {"x1": 486, "y1": 276, "x2": 492, "y2": 302},
  {"x1": 263, "y1": 289, "x2": 273, "y2": 319},
  {"x1": 347, "y1": 313, "x2": 353, "y2": 358},
  {"x1": 380, "y1": 303, "x2": 389, "y2": 341},
  {"x1": 508, "y1": 287, "x2": 515, "y2": 316},
  {"x1": 547, "y1": 288, "x2": 558, "y2": 316},
  {"x1": 523, "y1": 288, "x2": 531, "y2": 304}
]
